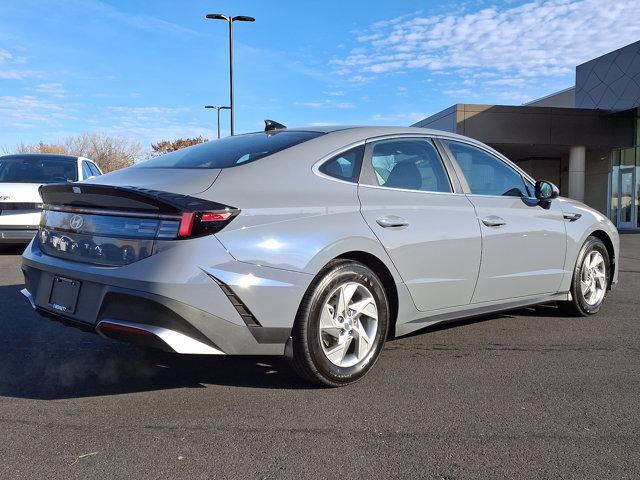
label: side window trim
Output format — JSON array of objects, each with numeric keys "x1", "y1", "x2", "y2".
[
  {"x1": 439, "y1": 138, "x2": 531, "y2": 198},
  {"x1": 359, "y1": 136, "x2": 461, "y2": 194}
]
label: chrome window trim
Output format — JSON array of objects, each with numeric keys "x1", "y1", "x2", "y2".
[{"x1": 357, "y1": 182, "x2": 467, "y2": 196}]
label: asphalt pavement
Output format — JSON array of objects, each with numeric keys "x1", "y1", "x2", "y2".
[{"x1": 0, "y1": 236, "x2": 639, "y2": 479}]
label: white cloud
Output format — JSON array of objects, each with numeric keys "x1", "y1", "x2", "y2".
[
  {"x1": 295, "y1": 100, "x2": 355, "y2": 109},
  {"x1": 34, "y1": 82, "x2": 69, "y2": 97},
  {"x1": 97, "y1": 105, "x2": 212, "y2": 146},
  {"x1": 0, "y1": 47, "x2": 35, "y2": 80},
  {"x1": 0, "y1": 48, "x2": 12, "y2": 62},
  {"x1": 372, "y1": 112, "x2": 430, "y2": 124},
  {"x1": 72, "y1": 0, "x2": 206, "y2": 39},
  {"x1": 0, "y1": 95, "x2": 75, "y2": 129},
  {"x1": 0, "y1": 70, "x2": 28, "y2": 80},
  {"x1": 332, "y1": 0, "x2": 640, "y2": 95}
]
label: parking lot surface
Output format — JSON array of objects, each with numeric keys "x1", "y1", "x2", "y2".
[{"x1": 1, "y1": 236, "x2": 639, "y2": 479}]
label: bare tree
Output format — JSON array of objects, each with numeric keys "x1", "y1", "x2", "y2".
[
  {"x1": 149, "y1": 136, "x2": 208, "y2": 158},
  {"x1": 16, "y1": 141, "x2": 66, "y2": 155},
  {"x1": 64, "y1": 133, "x2": 141, "y2": 173},
  {"x1": 12, "y1": 133, "x2": 142, "y2": 173}
]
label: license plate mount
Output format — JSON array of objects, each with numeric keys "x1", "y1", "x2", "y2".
[{"x1": 49, "y1": 276, "x2": 81, "y2": 314}]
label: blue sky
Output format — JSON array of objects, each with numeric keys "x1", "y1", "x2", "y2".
[{"x1": 1, "y1": 0, "x2": 639, "y2": 152}]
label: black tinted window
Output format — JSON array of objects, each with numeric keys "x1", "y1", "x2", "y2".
[
  {"x1": 137, "y1": 131, "x2": 324, "y2": 169},
  {"x1": 319, "y1": 145, "x2": 364, "y2": 182},
  {"x1": 0, "y1": 157, "x2": 78, "y2": 183},
  {"x1": 443, "y1": 141, "x2": 528, "y2": 197},
  {"x1": 370, "y1": 138, "x2": 452, "y2": 193}
]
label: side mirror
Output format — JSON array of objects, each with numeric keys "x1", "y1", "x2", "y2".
[{"x1": 535, "y1": 180, "x2": 559, "y2": 202}]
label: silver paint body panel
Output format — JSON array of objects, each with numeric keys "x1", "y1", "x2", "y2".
[{"x1": 21, "y1": 126, "x2": 620, "y2": 354}]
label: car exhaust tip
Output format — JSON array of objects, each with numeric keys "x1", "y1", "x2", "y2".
[
  {"x1": 20, "y1": 288, "x2": 36, "y2": 309},
  {"x1": 96, "y1": 320, "x2": 225, "y2": 355}
]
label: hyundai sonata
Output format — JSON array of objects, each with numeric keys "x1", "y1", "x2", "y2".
[{"x1": 20, "y1": 125, "x2": 619, "y2": 386}]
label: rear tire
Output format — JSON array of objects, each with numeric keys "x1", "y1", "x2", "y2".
[
  {"x1": 558, "y1": 236, "x2": 610, "y2": 317},
  {"x1": 289, "y1": 260, "x2": 389, "y2": 387}
]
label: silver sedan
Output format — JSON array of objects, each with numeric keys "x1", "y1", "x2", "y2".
[{"x1": 21, "y1": 125, "x2": 619, "y2": 386}]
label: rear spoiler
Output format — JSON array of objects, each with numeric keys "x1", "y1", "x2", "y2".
[{"x1": 39, "y1": 183, "x2": 232, "y2": 215}]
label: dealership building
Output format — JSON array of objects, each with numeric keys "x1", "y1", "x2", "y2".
[{"x1": 413, "y1": 40, "x2": 640, "y2": 231}]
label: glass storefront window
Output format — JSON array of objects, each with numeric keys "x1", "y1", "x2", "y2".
[
  {"x1": 621, "y1": 147, "x2": 636, "y2": 166},
  {"x1": 637, "y1": 166, "x2": 640, "y2": 229},
  {"x1": 611, "y1": 149, "x2": 620, "y2": 167},
  {"x1": 610, "y1": 146, "x2": 640, "y2": 229},
  {"x1": 611, "y1": 165, "x2": 619, "y2": 226}
]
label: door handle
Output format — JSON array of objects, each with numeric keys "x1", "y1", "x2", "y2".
[
  {"x1": 376, "y1": 215, "x2": 409, "y2": 228},
  {"x1": 482, "y1": 215, "x2": 506, "y2": 227}
]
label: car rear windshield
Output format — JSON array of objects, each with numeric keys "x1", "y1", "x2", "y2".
[
  {"x1": 136, "y1": 131, "x2": 324, "y2": 169},
  {"x1": 0, "y1": 157, "x2": 78, "y2": 183}
]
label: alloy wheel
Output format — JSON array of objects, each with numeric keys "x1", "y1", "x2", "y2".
[
  {"x1": 318, "y1": 282, "x2": 378, "y2": 368},
  {"x1": 580, "y1": 250, "x2": 607, "y2": 306}
]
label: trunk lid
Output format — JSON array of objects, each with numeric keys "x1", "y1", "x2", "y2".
[
  {"x1": 37, "y1": 183, "x2": 236, "y2": 266},
  {"x1": 82, "y1": 167, "x2": 221, "y2": 195}
]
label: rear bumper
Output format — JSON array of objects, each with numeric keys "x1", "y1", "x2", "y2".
[
  {"x1": 0, "y1": 227, "x2": 37, "y2": 243},
  {"x1": 20, "y1": 235, "x2": 311, "y2": 355}
]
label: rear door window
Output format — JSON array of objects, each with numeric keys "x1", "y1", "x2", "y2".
[{"x1": 367, "y1": 138, "x2": 452, "y2": 193}]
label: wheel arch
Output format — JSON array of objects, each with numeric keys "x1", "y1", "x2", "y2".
[
  {"x1": 588, "y1": 229, "x2": 616, "y2": 288},
  {"x1": 333, "y1": 251, "x2": 399, "y2": 338}
]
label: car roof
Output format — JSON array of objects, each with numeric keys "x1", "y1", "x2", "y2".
[
  {"x1": 0, "y1": 153, "x2": 80, "y2": 162},
  {"x1": 266, "y1": 125, "x2": 478, "y2": 142}
]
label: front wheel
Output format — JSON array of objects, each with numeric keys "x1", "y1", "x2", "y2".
[
  {"x1": 289, "y1": 260, "x2": 389, "y2": 387},
  {"x1": 558, "y1": 236, "x2": 610, "y2": 316}
]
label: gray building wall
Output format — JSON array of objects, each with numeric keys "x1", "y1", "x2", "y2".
[
  {"x1": 414, "y1": 104, "x2": 635, "y2": 148},
  {"x1": 525, "y1": 87, "x2": 575, "y2": 108},
  {"x1": 576, "y1": 40, "x2": 640, "y2": 111},
  {"x1": 412, "y1": 104, "x2": 636, "y2": 213}
]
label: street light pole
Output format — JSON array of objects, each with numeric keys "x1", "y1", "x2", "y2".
[
  {"x1": 206, "y1": 14, "x2": 255, "y2": 136},
  {"x1": 228, "y1": 19, "x2": 234, "y2": 136},
  {"x1": 204, "y1": 105, "x2": 230, "y2": 139}
]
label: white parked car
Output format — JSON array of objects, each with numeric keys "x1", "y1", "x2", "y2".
[{"x1": 0, "y1": 154, "x2": 102, "y2": 243}]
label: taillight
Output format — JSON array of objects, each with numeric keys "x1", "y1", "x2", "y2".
[{"x1": 177, "y1": 209, "x2": 239, "y2": 239}]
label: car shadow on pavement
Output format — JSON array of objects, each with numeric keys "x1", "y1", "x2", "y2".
[
  {"x1": 0, "y1": 283, "x2": 315, "y2": 400},
  {"x1": 388, "y1": 302, "x2": 568, "y2": 341},
  {"x1": 0, "y1": 276, "x2": 572, "y2": 400}
]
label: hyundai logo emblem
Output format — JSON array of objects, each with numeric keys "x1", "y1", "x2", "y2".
[{"x1": 69, "y1": 214, "x2": 84, "y2": 230}]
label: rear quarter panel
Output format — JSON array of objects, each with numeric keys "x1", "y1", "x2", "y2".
[{"x1": 208, "y1": 132, "x2": 404, "y2": 281}]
